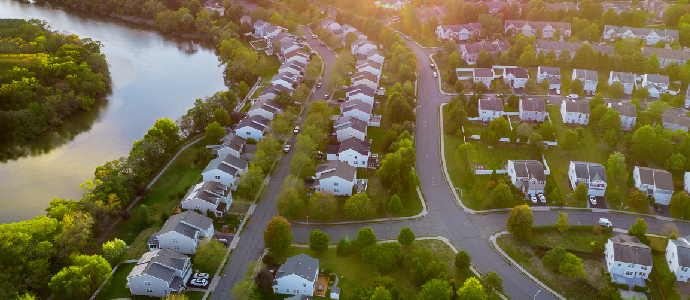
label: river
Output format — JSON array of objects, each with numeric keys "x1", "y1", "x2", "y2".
[{"x1": 0, "y1": 0, "x2": 227, "y2": 223}]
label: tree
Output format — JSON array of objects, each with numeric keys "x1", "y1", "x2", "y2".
[
  {"x1": 607, "y1": 152, "x2": 626, "y2": 181},
  {"x1": 344, "y1": 193, "x2": 372, "y2": 219},
  {"x1": 449, "y1": 51, "x2": 461, "y2": 69},
  {"x1": 195, "y1": 239, "x2": 226, "y2": 273},
  {"x1": 337, "y1": 238, "x2": 350, "y2": 256},
  {"x1": 255, "y1": 269, "x2": 274, "y2": 295},
  {"x1": 608, "y1": 82, "x2": 624, "y2": 99},
  {"x1": 388, "y1": 194, "x2": 403, "y2": 213},
  {"x1": 102, "y1": 238, "x2": 128, "y2": 266},
  {"x1": 371, "y1": 286, "x2": 392, "y2": 300},
  {"x1": 49, "y1": 255, "x2": 112, "y2": 300},
  {"x1": 419, "y1": 279, "x2": 452, "y2": 300},
  {"x1": 213, "y1": 108, "x2": 231, "y2": 126},
  {"x1": 344, "y1": 32, "x2": 359, "y2": 48},
  {"x1": 398, "y1": 227, "x2": 416, "y2": 246},
  {"x1": 645, "y1": 100, "x2": 670, "y2": 122},
  {"x1": 475, "y1": 81, "x2": 488, "y2": 94},
  {"x1": 356, "y1": 227, "x2": 377, "y2": 248},
  {"x1": 569, "y1": 78, "x2": 584, "y2": 95},
  {"x1": 627, "y1": 188, "x2": 649, "y2": 212},
  {"x1": 554, "y1": 211, "x2": 570, "y2": 233},
  {"x1": 490, "y1": 183, "x2": 512, "y2": 207},
  {"x1": 455, "y1": 80, "x2": 464, "y2": 93},
  {"x1": 481, "y1": 271, "x2": 503, "y2": 296},
  {"x1": 666, "y1": 153, "x2": 687, "y2": 173},
  {"x1": 457, "y1": 277, "x2": 487, "y2": 300},
  {"x1": 670, "y1": 191, "x2": 690, "y2": 219},
  {"x1": 55, "y1": 212, "x2": 94, "y2": 258},
  {"x1": 309, "y1": 229, "x2": 330, "y2": 252},
  {"x1": 205, "y1": 121, "x2": 225, "y2": 144},
  {"x1": 560, "y1": 252, "x2": 585, "y2": 278},
  {"x1": 276, "y1": 176, "x2": 304, "y2": 219},
  {"x1": 361, "y1": 243, "x2": 400, "y2": 270},
  {"x1": 590, "y1": 241, "x2": 605, "y2": 253},
  {"x1": 308, "y1": 191, "x2": 337, "y2": 221},
  {"x1": 507, "y1": 205, "x2": 534, "y2": 241},
  {"x1": 561, "y1": 129, "x2": 579, "y2": 150},
  {"x1": 570, "y1": 182, "x2": 588, "y2": 205},
  {"x1": 488, "y1": 117, "x2": 510, "y2": 137},
  {"x1": 270, "y1": 12, "x2": 282, "y2": 25},
  {"x1": 238, "y1": 81, "x2": 249, "y2": 99},
  {"x1": 593, "y1": 221, "x2": 603, "y2": 234},
  {"x1": 455, "y1": 250, "x2": 471, "y2": 269},
  {"x1": 629, "y1": 218, "x2": 648, "y2": 238},
  {"x1": 543, "y1": 247, "x2": 566, "y2": 273},
  {"x1": 231, "y1": 277, "x2": 258, "y2": 300},
  {"x1": 235, "y1": 164, "x2": 265, "y2": 199},
  {"x1": 263, "y1": 217, "x2": 293, "y2": 253}
]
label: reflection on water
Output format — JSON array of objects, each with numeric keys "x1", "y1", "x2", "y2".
[{"x1": 0, "y1": 0, "x2": 227, "y2": 223}]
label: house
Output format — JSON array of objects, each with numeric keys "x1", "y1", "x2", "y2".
[
  {"x1": 457, "y1": 40, "x2": 511, "y2": 64},
  {"x1": 435, "y1": 24, "x2": 482, "y2": 41},
  {"x1": 608, "y1": 71, "x2": 639, "y2": 94},
  {"x1": 271, "y1": 73, "x2": 298, "y2": 91},
  {"x1": 375, "y1": 0, "x2": 407, "y2": 10},
  {"x1": 213, "y1": 134, "x2": 246, "y2": 158},
  {"x1": 127, "y1": 249, "x2": 192, "y2": 297},
  {"x1": 312, "y1": 160, "x2": 357, "y2": 196},
  {"x1": 507, "y1": 160, "x2": 546, "y2": 195},
  {"x1": 416, "y1": 5, "x2": 449, "y2": 23},
  {"x1": 257, "y1": 85, "x2": 289, "y2": 102},
  {"x1": 351, "y1": 72, "x2": 379, "y2": 90},
  {"x1": 328, "y1": 137, "x2": 371, "y2": 168},
  {"x1": 285, "y1": 50, "x2": 310, "y2": 65},
  {"x1": 346, "y1": 85, "x2": 376, "y2": 105},
  {"x1": 535, "y1": 40, "x2": 615, "y2": 60},
  {"x1": 666, "y1": 237, "x2": 690, "y2": 282},
  {"x1": 280, "y1": 40, "x2": 303, "y2": 56},
  {"x1": 478, "y1": 97, "x2": 504, "y2": 122},
  {"x1": 240, "y1": 15, "x2": 252, "y2": 26},
  {"x1": 568, "y1": 161, "x2": 607, "y2": 196},
  {"x1": 662, "y1": 109, "x2": 690, "y2": 132},
  {"x1": 253, "y1": 20, "x2": 269, "y2": 37},
  {"x1": 603, "y1": 25, "x2": 678, "y2": 45},
  {"x1": 351, "y1": 39, "x2": 377, "y2": 56},
  {"x1": 147, "y1": 211, "x2": 214, "y2": 254},
  {"x1": 633, "y1": 166, "x2": 674, "y2": 205},
  {"x1": 546, "y1": 2, "x2": 579, "y2": 11},
  {"x1": 321, "y1": 19, "x2": 342, "y2": 33},
  {"x1": 685, "y1": 172, "x2": 690, "y2": 193},
  {"x1": 330, "y1": 287, "x2": 341, "y2": 300},
  {"x1": 202, "y1": 154, "x2": 249, "y2": 189},
  {"x1": 278, "y1": 61, "x2": 307, "y2": 78},
  {"x1": 560, "y1": 99, "x2": 590, "y2": 125},
  {"x1": 641, "y1": 74, "x2": 670, "y2": 98},
  {"x1": 474, "y1": 0, "x2": 508, "y2": 14},
  {"x1": 235, "y1": 115, "x2": 270, "y2": 141},
  {"x1": 356, "y1": 61, "x2": 382, "y2": 79},
  {"x1": 264, "y1": 25, "x2": 285, "y2": 40},
  {"x1": 607, "y1": 102, "x2": 637, "y2": 131},
  {"x1": 363, "y1": 49, "x2": 385, "y2": 65},
  {"x1": 536, "y1": 66, "x2": 561, "y2": 89},
  {"x1": 642, "y1": 47, "x2": 690, "y2": 69},
  {"x1": 180, "y1": 181, "x2": 232, "y2": 218},
  {"x1": 519, "y1": 98, "x2": 547, "y2": 123},
  {"x1": 473, "y1": 68, "x2": 495, "y2": 87},
  {"x1": 504, "y1": 67, "x2": 528, "y2": 89},
  {"x1": 273, "y1": 254, "x2": 320, "y2": 296},
  {"x1": 341, "y1": 99, "x2": 372, "y2": 123},
  {"x1": 644, "y1": 0, "x2": 670, "y2": 19},
  {"x1": 572, "y1": 69, "x2": 599, "y2": 95},
  {"x1": 606, "y1": 235, "x2": 653, "y2": 287},
  {"x1": 248, "y1": 99, "x2": 284, "y2": 121},
  {"x1": 333, "y1": 116, "x2": 367, "y2": 142},
  {"x1": 504, "y1": 20, "x2": 572, "y2": 38}
]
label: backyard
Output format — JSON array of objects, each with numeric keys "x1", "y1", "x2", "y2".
[{"x1": 95, "y1": 262, "x2": 207, "y2": 300}]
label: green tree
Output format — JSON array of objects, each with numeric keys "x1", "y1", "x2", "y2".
[
  {"x1": 102, "y1": 238, "x2": 128, "y2": 266},
  {"x1": 344, "y1": 193, "x2": 372, "y2": 219},
  {"x1": 475, "y1": 81, "x2": 488, "y2": 94},
  {"x1": 628, "y1": 188, "x2": 649, "y2": 212},
  {"x1": 449, "y1": 51, "x2": 461, "y2": 69},
  {"x1": 560, "y1": 252, "x2": 585, "y2": 278},
  {"x1": 666, "y1": 153, "x2": 687, "y2": 173},
  {"x1": 570, "y1": 183, "x2": 589, "y2": 205},
  {"x1": 420, "y1": 278, "x2": 452, "y2": 300},
  {"x1": 235, "y1": 164, "x2": 265, "y2": 199},
  {"x1": 455, "y1": 80, "x2": 465, "y2": 93},
  {"x1": 569, "y1": 78, "x2": 584, "y2": 95},
  {"x1": 388, "y1": 194, "x2": 403, "y2": 213},
  {"x1": 213, "y1": 108, "x2": 231, "y2": 126},
  {"x1": 457, "y1": 277, "x2": 487, "y2": 300},
  {"x1": 629, "y1": 218, "x2": 648, "y2": 238},
  {"x1": 480, "y1": 271, "x2": 503, "y2": 296},
  {"x1": 270, "y1": 12, "x2": 282, "y2": 25},
  {"x1": 205, "y1": 121, "x2": 225, "y2": 144},
  {"x1": 238, "y1": 81, "x2": 249, "y2": 99},
  {"x1": 371, "y1": 286, "x2": 392, "y2": 300},
  {"x1": 398, "y1": 227, "x2": 416, "y2": 246},
  {"x1": 49, "y1": 255, "x2": 112, "y2": 300},
  {"x1": 670, "y1": 191, "x2": 690, "y2": 219},
  {"x1": 361, "y1": 243, "x2": 400, "y2": 270},
  {"x1": 55, "y1": 212, "x2": 94, "y2": 258},
  {"x1": 195, "y1": 239, "x2": 226, "y2": 273},
  {"x1": 308, "y1": 191, "x2": 337, "y2": 221},
  {"x1": 455, "y1": 250, "x2": 472, "y2": 269},
  {"x1": 555, "y1": 211, "x2": 570, "y2": 233},
  {"x1": 231, "y1": 277, "x2": 258, "y2": 300},
  {"x1": 263, "y1": 217, "x2": 293, "y2": 253},
  {"x1": 356, "y1": 227, "x2": 377, "y2": 248},
  {"x1": 507, "y1": 205, "x2": 533, "y2": 241},
  {"x1": 337, "y1": 238, "x2": 350, "y2": 256},
  {"x1": 607, "y1": 152, "x2": 626, "y2": 181},
  {"x1": 543, "y1": 247, "x2": 566, "y2": 272},
  {"x1": 608, "y1": 82, "x2": 624, "y2": 99},
  {"x1": 490, "y1": 183, "x2": 512, "y2": 207},
  {"x1": 561, "y1": 129, "x2": 579, "y2": 150},
  {"x1": 276, "y1": 177, "x2": 304, "y2": 219},
  {"x1": 309, "y1": 229, "x2": 330, "y2": 252}
]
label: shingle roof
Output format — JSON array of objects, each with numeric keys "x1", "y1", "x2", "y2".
[
  {"x1": 346, "y1": 84, "x2": 376, "y2": 96},
  {"x1": 128, "y1": 249, "x2": 190, "y2": 282},
  {"x1": 520, "y1": 98, "x2": 546, "y2": 113},
  {"x1": 316, "y1": 160, "x2": 357, "y2": 180},
  {"x1": 505, "y1": 67, "x2": 528, "y2": 79},
  {"x1": 479, "y1": 97, "x2": 504, "y2": 112},
  {"x1": 184, "y1": 181, "x2": 230, "y2": 205},
  {"x1": 275, "y1": 254, "x2": 319, "y2": 281},
  {"x1": 460, "y1": 40, "x2": 511, "y2": 55},
  {"x1": 536, "y1": 40, "x2": 615, "y2": 55},
  {"x1": 221, "y1": 134, "x2": 246, "y2": 152},
  {"x1": 573, "y1": 69, "x2": 599, "y2": 81},
  {"x1": 610, "y1": 234, "x2": 653, "y2": 266},
  {"x1": 608, "y1": 102, "x2": 636, "y2": 118},
  {"x1": 505, "y1": 20, "x2": 571, "y2": 30},
  {"x1": 646, "y1": 73, "x2": 670, "y2": 84},
  {"x1": 671, "y1": 239, "x2": 690, "y2": 267},
  {"x1": 538, "y1": 66, "x2": 560, "y2": 77},
  {"x1": 636, "y1": 166, "x2": 674, "y2": 191},
  {"x1": 642, "y1": 47, "x2": 690, "y2": 61},
  {"x1": 473, "y1": 68, "x2": 494, "y2": 77},
  {"x1": 158, "y1": 211, "x2": 213, "y2": 239},
  {"x1": 223, "y1": 154, "x2": 249, "y2": 170},
  {"x1": 334, "y1": 116, "x2": 368, "y2": 133},
  {"x1": 339, "y1": 137, "x2": 370, "y2": 156},
  {"x1": 571, "y1": 161, "x2": 607, "y2": 183},
  {"x1": 662, "y1": 109, "x2": 690, "y2": 128},
  {"x1": 438, "y1": 23, "x2": 483, "y2": 33},
  {"x1": 510, "y1": 160, "x2": 546, "y2": 181},
  {"x1": 604, "y1": 25, "x2": 679, "y2": 39},
  {"x1": 342, "y1": 99, "x2": 372, "y2": 113},
  {"x1": 563, "y1": 99, "x2": 590, "y2": 114}
]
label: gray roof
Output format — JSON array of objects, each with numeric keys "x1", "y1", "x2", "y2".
[
  {"x1": 536, "y1": 40, "x2": 614, "y2": 55},
  {"x1": 339, "y1": 137, "x2": 370, "y2": 155},
  {"x1": 609, "y1": 234, "x2": 653, "y2": 266},
  {"x1": 610, "y1": 71, "x2": 637, "y2": 84},
  {"x1": 603, "y1": 25, "x2": 679, "y2": 39},
  {"x1": 223, "y1": 154, "x2": 249, "y2": 170},
  {"x1": 316, "y1": 160, "x2": 357, "y2": 180},
  {"x1": 520, "y1": 98, "x2": 546, "y2": 113},
  {"x1": 473, "y1": 68, "x2": 494, "y2": 77},
  {"x1": 326, "y1": 144, "x2": 339, "y2": 155},
  {"x1": 184, "y1": 181, "x2": 230, "y2": 205},
  {"x1": 505, "y1": 20, "x2": 571, "y2": 30},
  {"x1": 346, "y1": 84, "x2": 376, "y2": 96},
  {"x1": 342, "y1": 99, "x2": 372, "y2": 113},
  {"x1": 438, "y1": 23, "x2": 483, "y2": 33},
  {"x1": 222, "y1": 135, "x2": 246, "y2": 152},
  {"x1": 236, "y1": 115, "x2": 268, "y2": 132},
  {"x1": 505, "y1": 67, "x2": 528, "y2": 79},
  {"x1": 636, "y1": 166, "x2": 674, "y2": 191},
  {"x1": 479, "y1": 97, "x2": 504, "y2": 112},
  {"x1": 128, "y1": 249, "x2": 190, "y2": 281},
  {"x1": 352, "y1": 72, "x2": 378, "y2": 83},
  {"x1": 662, "y1": 109, "x2": 690, "y2": 128},
  {"x1": 646, "y1": 74, "x2": 670, "y2": 84},
  {"x1": 538, "y1": 66, "x2": 560, "y2": 77},
  {"x1": 563, "y1": 99, "x2": 590, "y2": 114},
  {"x1": 573, "y1": 69, "x2": 599, "y2": 81},
  {"x1": 571, "y1": 161, "x2": 607, "y2": 183},
  {"x1": 608, "y1": 102, "x2": 636, "y2": 118},
  {"x1": 642, "y1": 47, "x2": 690, "y2": 61},
  {"x1": 460, "y1": 40, "x2": 511, "y2": 55},
  {"x1": 275, "y1": 254, "x2": 319, "y2": 281},
  {"x1": 158, "y1": 210, "x2": 213, "y2": 239},
  {"x1": 671, "y1": 239, "x2": 690, "y2": 267},
  {"x1": 511, "y1": 160, "x2": 546, "y2": 181},
  {"x1": 333, "y1": 116, "x2": 368, "y2": 133}
]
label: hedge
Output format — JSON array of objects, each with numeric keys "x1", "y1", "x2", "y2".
[{"x1": 531, "y1": 225, "x2": 613, "y2": 233}]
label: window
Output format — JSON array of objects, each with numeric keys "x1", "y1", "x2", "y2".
[
  {"x1": 174, "y1": 246, "x2": 180, "y2": 250},
  {"x1": 147, "y1": 289, "x2": 153, "y2": 293},
  {"x1": 294, "y1": 290, "x2": 299, "y2": 293},
  {"x1": 303, "y1": 283, "x2": 306, "y2": 287},
  {"x1": 684, "y1": 267, "x2": 689, "y2": 272},
  {"x1": 215, "y1": 175, "x2": 220, "y2": 179},
  {"x1": 196, "y1": 205, "x2": 200, "y2": 209},
  {"x1": 144, "y1": 281, "x2": 151, "y2": 285},
  {"x1": 335, "y1": 189, "x2": 339, "y2": 192},
  {"x1": 628, "y1": 264, "x2": 634, "y2": 268},
  {"x1": 334, "y1": 182, "x2": 339, "y2": 186},
  {"x1": 246, "y1": 132, "x2": 251, "y2": 135},
  {"x1": 172, "y1": 239, "x2": 178, "y2": 243},
  {"x1": 286, "y1": 289, "x2": 289, "y2": 293},
  {"x1": 354, "y1": 161, "x2": 358, "y2": 164}
]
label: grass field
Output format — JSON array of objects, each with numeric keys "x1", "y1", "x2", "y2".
[
  {"x1": 530, "y1": 227, "x2": 612, "y2": 252},
  {"x1": 95, "y1": 263, "x2": 136, "y2": 300},
  {"x1": 261, "y1": 55, "x2": 282, "y2": 79},
  {"x1": 648, "y1": 252, "x2": 683, "y2": 300}
]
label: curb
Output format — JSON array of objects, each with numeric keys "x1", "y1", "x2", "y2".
[{"x1": 438, "y1": 103, "x2": 477, "y2": 214}]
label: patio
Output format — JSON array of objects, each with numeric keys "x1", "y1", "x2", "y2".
[{"x1": 313, "y1": 274, "x2": 330, "y2": 297}]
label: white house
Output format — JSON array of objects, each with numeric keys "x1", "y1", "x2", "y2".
[
  {"x1": 127, "y1": 249, "x2": 192, "y2": 297},
  {"x1": 356, "y1": 61, "x2": 382, "y2": 79},
  {"x1": 351, "y1": 72, "x2": 379, "y2": 91},
  {"x1": 608, "y1": 102, "x2": 637, "y2": 131},
  {"x1": 333, "y1": 116, "x2": 367, "y2": 142},
  {"x1": 473, "y1": 68, "x2": 495, "y2": 87},
  {"x1": 202, "y1": 154, "x2": 249, "y2": 189},
  {"x1": 213, "y1": 134, "x2": 246, "y2": 158},
  {"x1": 642, "y1": 47, "x2": 690, "y2": 68},
  {"x1": 685, "y1": 172, "x2": 690, "y2": 193},
  {"x1": 253, "y1": 20, "x2": 269, "y2": 37},
  {"x1": 234, "y1": 115, "x2": 270, "y2": 140},
  {"x1": 263, "y1": 25, "x2": 285, "y2": 40},
  {"x1": 572, "y1": 69, "x2": 599, "y2": 95},
  {"x1": 351, "y1": 39, "x2": 377, "y2": 56},
  {"x1": 507, "y1": 160, "x2": 546, "y2": 195},
  {"x1": 271, "y1": 73, "x2": 298, "y2": 91},
  {"x1": 608, "y1": 72, "x2": 639, "y2": 95},
  {"x1": 568, "y1": 161, "x2": 607, "y2": 197},
  {"x1": 519, "y1": 98, "x2": 547, "y2": 123},
  {"x1": 560, "y1": 99, "x2": 590, "y2": 125},
  {"x1": 662, "y1": 109, "x2": 690, "y2": 132},
  {"x1": 504, "y1": 20, "x2": 572, "y2": 38},
  {"x1": 257, "y1": 85, "x2": 289, "y2": 102},
  {"x1": 666, "y1": 237, "x2": 690, "y2": 282},
  {"x1": 341, "y1": 99, "x2": 372, "y2": 123},
  {"x1": 180, "y1": 181, "x2": 232, "y2": 218},
  {"x1": 285, "y1": 50, "x2": 310, "y2": 65},
  {"x1": 328, "y1": 137, "x2": 371, "y2": 168},
  {"x1": 458, "y1": 40, "x2": 511, "y2": 64},
  {"x1": 435, "y1": 23, "x2": 482, "y2": 41},
  {"x1": 504, "y1": 67, "x2": 528, "y2": 89},
  {"x1": 602, "y1": 25, "x2": 678, "y2": 46},
  {"x1": 537, "y1": 66, "x2": 561, "y2": 89},
  {"x1": 346, "y1": 85, "x2": 376, "y2": 105},
  {"x1": 641, "y1": 74, "x2": 670, "y2": 97},
  {"x1": 633, "y1": 166, "x2": 674, "y2": 205},
  {"x1": 536, "y1": 40, "x2": 614, "y2": 61},
  {"x1": 147, "y1": 211, "x2": 214, "y2": 255},
  {"x1": 278, "y1": 61, "x2": 306, "y2": 78},
  {"x1": 478, "y1": 97, "x2": 504, "y2": 122},
  {"x1": 605, "y1": 234, "x2": 653, "y2": 287},
  {"x1": 312, "y1": 160, "x2": 357, "y2": 196},
  {"x1": 363, "y1": 49, "x2": 385, "y2": 65},
  {"x1": 273, "y1": 254, "x2": 319, "y2": 296}
]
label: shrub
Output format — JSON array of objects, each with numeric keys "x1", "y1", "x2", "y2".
[
  {"x1": 329, "y1": 281, "x2": 334, "y2": 285},
  {"x1": 632, "y1": 286, "x2": 647, "y2": 292},
  {"x1": 169, "y1": 193, "x2": 176, "y2": 200},
  {"x1": 177, "y1": 191, "x2": 185, "y2": 198}
]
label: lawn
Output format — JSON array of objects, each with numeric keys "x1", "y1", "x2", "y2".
[
  {"x1": 368, "y1": 126, "x2": 387, "y2": 154},
  {"x1": 648, "y1": 252, "x2": 683, "y2": 300},
  {"x1": 497, "y1": 233, "x2": 608, "y2": 300},
  {"x1": 431, "y1": 53, "x2": 456, "y2": 93},
  {"x1": 251, "y1": 86, "x2": 265, "y2": 99},
  {"x1": 261, "y1": 55, "x2": 282, "y2": 79},
  {"x1": 333, "y1": 90, "x2": 346, "y2": 100},
  {"x1": 95, "y1": 262, "x2": 136, "y2": 300},
  {"x1": 530, "y1": 226, "x2": 612, "y2": 253}
]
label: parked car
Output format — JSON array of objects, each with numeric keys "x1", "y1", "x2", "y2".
[
  {"x1": 336, "y1": 98, "x2": 345, "y2": 102},
  {"x1": 556, "y1": 89, "x2": 560, "y2": 95},
  {"x1": 430, "y1": 63, "x2": 435, "y2": 69},
  {"x1": 566, "y1": 94, "x2": 578, "y2": 99},
  {"x1": 598, "y1": 218, "x2": 612, "y2": 227},
  {"x1": 538, "y1": 194, "x2": 546, "y2": 203},
  {"x1": 433, "y1": 71, "x2": 437, "y2": 78},
  {"x1": 319, "y1": 41, "x2": 325, "y2": 46},
  {"x1": 190, "y1": 278, "x2": 208, "y2": 287},
  {"x1": 283, "y1": 144, "x2": 291, "y2": 153},
  {"x1": 193, "y1": 273, "x2": 209, "y2": 279},
  {"x1": 293, "y1": 125, "x2": 300, "y2": 133},
  {"x1": 530, "y1": 194, "x2": 537, "y2": 203},
  {"x1": 316, "y1": 82, "x2": 322, "y2": 88},
  {"x1": 589, "y1": 195, "x2": 597, "y2": 205},
  {"x1": 311, "y1": 34, "x2": 317, "y2": 39}
]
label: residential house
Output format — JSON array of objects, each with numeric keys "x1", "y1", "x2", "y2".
[
  {"x1": 435, "y1": 23, "x2": 483, "y2": 41},
  {"x1": 546, "y1": 2, "x2": 579, "y2": 11},
  {"x1": 240, "y1": 15, "x2": 252, "y2": 26},
  {"x1": 640, "y1": 74, "x2": 670, "y2": 97},
  {"x1": 633, "y1": 166, "x2": 674, "y2": 205},
  {"x1": 375, "y1": 0, "x2": 408, "y2": 10},
  {"x1": 685, "y1": 171, "x2": 690, "y2": 193},
  {"x1": 180, "y1": 181, "x2": 232, "y2": 218},
  {"x1": 608, "y1": 71, "x2": 639, "y2": 94},
  {"x1": 507, "y1": 160, "x2": 546, "y2": 195},
  {"x1": 341, "y1": 99, "x2": 372, "y2": 123},
  {"x1": 333, "y1": 116, "x2": 367, "y2": 142},
  {"x1": 478, "y1": 97, "x2": 504, "y2": 122},
  {"x1": 504, "y1": 67, "x2": 528, "y2": 89},
  {"x1": 213, "y1": 134, "x2": 246, "y2": 159},
  {"x1": 416, "y1": 5, "x2": 449, "y2": 23},
  {"x1": 311, "y1": 160, "x2": 357, "y2": 196},
  {"x1": 202, "y1": 154, "x2": 249, "y2": 189},
  {"x1": 607, "y1": 102, "x2": 637, "y2": 131},
  {"x1": 248, "y1": 99, "x2": 283, "y2": 121},
  {"x1": 504, "y1": 20, "x2": 572, "y2": 38},
  {"x1": 572, "y1": 69, "x2": 599, "y2": 95},
  {"x1": 568, "y1": 161, "x2": 607, "y2": 196},
  {"x1": 263, "y1": 25, "x2": 285, "y2": 41},
  {"x1": 474, "y1": 0, "x2": 508, "y2": 14},
  {"x1": 643, "y1": 0, "x2": 670, "y2": 19},
  {"x1": 278, "y1": 61, "x2": 307, "y2": 78},
  {"x1": 363, "y1": 49, "x2": 385, "y2": 65},
  {"x1": 346, "y1": 85, "x2": 376, "y2": 105},
  {"x1": 351, "y1": 40, "x2": 378, "y2": 56},
  {"x1": 519, "y1": 98, "x2": 547, "y2": 122},
  {"x1": 253, "y1": 20, "x2": 269, "y2": 37},
  {"x1": 536, "y1": 66, "x2": 561, "y2": 89},
  {"x1": 356, "y1": 61, "x2": 382, "y2": 79},
  {"x1": 280, "y1": 40, "x2": 303, "y2": 56},
  {"x1": 147, "y1": 211, "x2": 214, "y2": 254},
  {"x1": 257, "y1": 85, "x2": 289, "y2": 102},
  {"x1": 642, "y1": 47, "x2": 690, "y2": 69},
  {"x1": 602, "y1": 25, "x2": 679, "y2": 45},
  {"x1": 328, "y1": 137, "x2": 371, "y2": 168},
  {"x1": 666, "y1": 237, "x2": 690, "y2": 282},
  {"x1": 605, "y1": 235, "x2": 653, "y2": 287},
  {"x1": 457, "y1": 40, "x2": 511, "y2": 64},
  {"x1": 351, "y1": 72, "x2": 379, "y2": 91},
  {"x1": 285, "y1": 50, "x2": 310, "y2": 65},
  {"x1": 560, "y1": 99, "x2": 590, "y2": 125},
  {"x1": 662, "y1": 109, "x2": 690, "y2": 132},
  {"x1": 127, "y1": 249, "x2": 192, "y2": 297},
  {"x1": 321, "y1": 19, "x2": 342, "y2": 33},
  {"x1": 535, "y1": 40, "x2": 615, "y2": 60},
  {"x1": 270, "y1": 73, "x2": 298, "y2": 91},
  {"x1": 273, "y1": 254, "x2": 320, "y2": 296},
  {"x1": 473, "y1": 68, "x2": 495, "y2": 87}
]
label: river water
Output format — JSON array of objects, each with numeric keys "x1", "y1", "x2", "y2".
[{"x1": 0, "y1": 0, "x2": 227, "y2": 223}]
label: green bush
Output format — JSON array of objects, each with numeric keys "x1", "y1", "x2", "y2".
[{"x1": 632, "y1": 286, "x2": 647, "y2": 292}]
